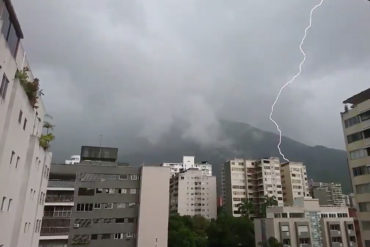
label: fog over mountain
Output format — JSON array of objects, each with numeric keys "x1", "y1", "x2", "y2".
[{"x1": 10, "y1": 0, "x2": 369, "y2": 193}]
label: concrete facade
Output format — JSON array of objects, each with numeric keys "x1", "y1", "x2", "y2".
[
  {"x1": 311, "y1": 182, "x2": 346, "y2": 207},
  {"x1": 281, "y1": 162, "x2": 310, "y2": 206},
  {"x1": 222, "y1": 157, "x2": 284, "y2": 217},
  {"x1": 341, "y1": 88, "x2": 370, "y2": 247},
  {"x1": 254, "y1": 198, "x2": 358, "y2": 247},
  {"x1": 66, "y1": 146, "x2": 170, "y2": 247},
  {"x1": 170, "y1": 168, "x2": 217, "y2": 219},
  {"x1": 0, "y1": 1, "x2": 52, "y2": 247},
  {"x1": 39, "y1": 164, "x2": 79, "y2": 247}
]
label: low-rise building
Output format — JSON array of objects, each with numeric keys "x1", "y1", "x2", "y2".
[
  {"x1": 170, "y1": 168, "x2": 217, "y2": 220},
  {"x1": 254, "y1": 198, "x2": 358, "y2": 247}
]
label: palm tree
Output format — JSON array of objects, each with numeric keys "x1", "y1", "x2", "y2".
[
  {"x1": 237, "y1": 199, "x2": 255, "y2": 219},
  {"x1": 259, "y1": 196, "x2": 278, "y2": 218}
]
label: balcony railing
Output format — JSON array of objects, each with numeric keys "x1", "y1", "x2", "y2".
[
  {"x1": 40, "y1": 227, "x2": 69, "y2": 236},
  {"x1": 45, "y1": 195, "x2": 74, "y2": 203},
  {"x1": 44, "y1": 210, "x2": 72, "y2": 218},
  {"x1": 48, "y1": 180, "x2": 75, "y2": 188}
]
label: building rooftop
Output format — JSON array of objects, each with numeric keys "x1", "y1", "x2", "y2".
[{"x1": 343, "y1": 88, "x2": 370, "y2": 105}]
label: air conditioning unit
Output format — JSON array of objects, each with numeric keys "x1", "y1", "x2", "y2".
[{"x1": 73, "y1": 224, "x2": 80, "y2": 228}]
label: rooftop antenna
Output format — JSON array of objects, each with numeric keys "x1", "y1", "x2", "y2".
[{"x1": 98, "y1": 134, "x2": 103, "y2": 160}]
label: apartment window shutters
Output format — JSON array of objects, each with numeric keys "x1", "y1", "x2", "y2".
[{"x1": 0, "y1": 75, "x2": 9, "y2": 100}]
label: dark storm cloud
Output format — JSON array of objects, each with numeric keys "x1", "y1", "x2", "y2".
[{"x1": 12, "y1": 0, "x2": 370, "y2": 162}]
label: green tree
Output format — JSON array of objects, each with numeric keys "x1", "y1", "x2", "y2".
[
  {"x1": 237, "y1": 199, "x2": 255, "y2": 219},
  {"x1": 259, "y1": 237, "x2": 283, "y2": 247},
  {"x1": 168, "y1": 215, "x2": 208, "y2": 247},
  {"x1": 258, "y1": 196, "x2": 278, "y2": 218},
  {"x1": 207, "y1": 213, "x2": 255, "y2": 247}
]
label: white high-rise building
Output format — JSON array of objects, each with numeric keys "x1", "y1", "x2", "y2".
[
  {"x1": 280, "y1": 162, "x2": 310, "y2": 206},
  {"x1": 161, "y1": 155, "x2": 212, "y2": 177},
  {"x1": 0, "y1": 1, "x2": 52, "y2": 247},
  {"x1": 169, "y1": 168, "x2": 217, "y2": 220},
  {"x1": 222, "y1": 157, "x2": 284, "y2": 217}
]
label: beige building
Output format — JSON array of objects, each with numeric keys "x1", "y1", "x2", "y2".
[
  {"x1": 0, "y1": 1, "x2": 52, "y2": 247},
  {"x1": 170, "y1": 168, "x2": 217, "y2": 220},
  {"x1": 281, "y1": 162, "x2": 310, "y2": 206},
  {"x1": 254, "y1": 198, "x2": 358, "y2": 247},
  {"x1": 341, "y1": 88, "x2": 370, "y2": 247},
  {"x1": 222, "y1": 157, "x2": 284, "y2": 217}
]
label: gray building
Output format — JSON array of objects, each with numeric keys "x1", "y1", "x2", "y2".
[
  {"x1": 310, "y1": 181, "x2": 346, "y2": 207},
  {"x1": 66, "y1": 146, "x2": 170, "y2": 247}
]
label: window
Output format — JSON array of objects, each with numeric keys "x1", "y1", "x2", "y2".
[
  {"x1": 18, "y1": 110, "x2": 22, "y2": 123},
  {"x1": 15, "y1": 156, "x2": 20, "y2": 168},
  {"x1": 96, "y1": 188, "x2": 103, "y2": 194},
  {"x1": 330, "y1": 224, "x2": 340, "y2": 230},
  {"x1": 91, "y1": 234, "x2": 98, "y2": 240},
  {"x1": 359, "y1": 202, "x2": 370, "y2": 212},
  {"x1": 353, "y1": 166, "x2": 370, "y2": 177},
  {"x1": 7, "y1": 199, "x2": 12, "y2": 211},
  {"x1": 118, "y1": 188, "x2": 127, "y2": 194},
  {"x1": 1, "y1": 4, "x2": 19, "y2": 56},
  {"x1": 78, "y1": 188, "x2": 95, "y2": 196},
  {"x1": 101, "y1": 234, "x2": 111, "y2": 239},
  {"x1": 103, "y1": 203, "x2": 113, "y2": 209},
  {"x1": 347, "y1": 132, "x2": 363, "y2": 144},
  {"x1": 0, "y1": 74, "x2": 9, "y2": 100},
  {"x1": 23, "y1": 118, "x2": 27, "y2": 130},
  {"x1": 345, "y1": 116, "x2": 361, "y2": 128},
  {"x1": 281, "y1": 225, "x2": 289, "y2": 232},
  {"x1": 114, "y1": 233, "x2": 124, "y2": 239},
  {"x1": 1, "y1": 196, "x2": 6, "y2": 211},
  {"x1": 356, "y1": 183, "x2": 370, "y2": 194},
  {"x1": 130, "y1": 174, "x2": 138, "y2": 180},
  {"x1": 10, "y1": 151, "x2": 15, "y2": 164},
  {"x1": 130, "y1": 189, "x2": 137, "y2": 194},
  {"x1": 119, "y1": 174, "x2": 128, "y2": 180},
  {"x1": 360, "y1": 110, "x2": 370, "y2": 122},
  {"x1": 94, "y1": 203, "x2": 101, "y2": 209},
  {"x1": 116, "y1": 218, "x2": 125, "y2": 223},
  {"x1": 76, "y1": 203, "x2": 93, "y2": 211},
  {"x1": 350, "y1": 149, "x2": 367, "y2": 160},
  {"x1": 128, "y1": 202, "x2": 136, "y2": 208},
  {"x1": 117, "y1": 203, "x2": 126, "y2": 208}
]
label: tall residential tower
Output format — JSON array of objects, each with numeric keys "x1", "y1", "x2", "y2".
[{"x1": 341, "y1": 88, "x2": 370, "y2": 247}]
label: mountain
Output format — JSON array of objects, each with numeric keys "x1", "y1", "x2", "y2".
[{"x1": 120, "y1": 120, "x2": 351, "y2": 193}]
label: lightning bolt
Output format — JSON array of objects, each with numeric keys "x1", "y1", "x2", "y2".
[{"x1": 269, "y1": 0, "x2": 325, "y2": 162}]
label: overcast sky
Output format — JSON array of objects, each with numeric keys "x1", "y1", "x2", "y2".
[{"x1": 12, "y1": 0, "x2": 370, "y2": 162}]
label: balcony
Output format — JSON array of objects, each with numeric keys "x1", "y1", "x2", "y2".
[
  {"x1": 330, "y1": 230, "x2": 342, "y2": 237},
  {"x1": 40, "y1": 227, "x2": 69, "y2": 236},
  {"x1": 331, "y1": 243, "x2": 343, "y2": 247},
  {"x1": 44, "y1": 210, "x2": 72, "y2": 218},
  {"x1": 46, "y1": 195, "x2": 74, "y2": 203},
  {"x1": 48, "y1": 180, "x2": 75, "y2": 188}
]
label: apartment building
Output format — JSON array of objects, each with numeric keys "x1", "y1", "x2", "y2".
[
  {"x1": 39, "y1": 164, "x2": 78, "y2": 247},
  {"x1": 311, "y1": 182, "x2": 346, "y2": 207},
  {"x1": 254, "y1": 198, "x2": 358, "y2": 247},
  {"x1": 67, "y1": 146, "x2": 170, "y2": 247},
  {"x1": 0, "y1": 1, "x2": 52, "y2": 247},
  {"x1": 162, "y1": 155, "x2": 212, "y2": 177},
  {"x1": 222, "y1": 157, "x2": 284, "y2": 217},
  {"x1": 169, "y1": 168, "x2": 217, "y2": 219},
  {"x1": 341, "y1": 88, "x2": 370, "y2": 247},
  {"x1": 281, "y1": 162, "x2": 310, "y2": 206}
]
